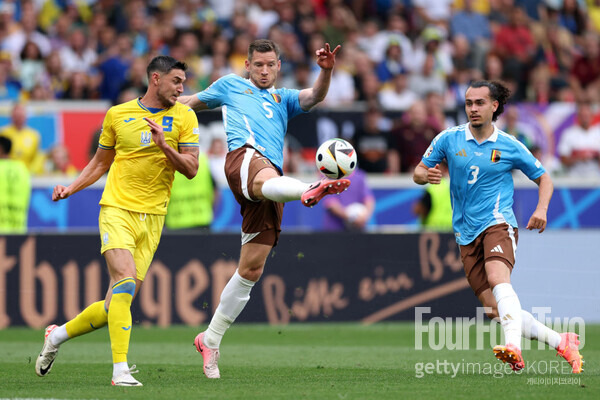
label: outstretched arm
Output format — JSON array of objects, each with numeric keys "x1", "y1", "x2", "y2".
[
  {"x1": 52, "y1": 147, "x2": 115, "y2": 201},
  {"x1": 299, "y1": 43, "x2": 341, "y2": 111},
  {"x1": 145, "y1": 117, "x2": 199, "y2": 179},
  {"x1": 178, "y1": 94, "x2": 209, "y2": 112},
  {"x1": 527, "y1": 172, "x2": 553, "y2": 233}
]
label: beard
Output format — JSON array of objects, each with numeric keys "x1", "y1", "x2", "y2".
[
  {"x1": 157, "y1": 91, "x2": 176, "y2": 108},
  {"x1": 470, "y1": 120, "x2": 483, "y2": 128}
]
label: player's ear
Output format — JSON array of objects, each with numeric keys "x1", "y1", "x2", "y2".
[
  {"x1": 492, "y1": 100, "x2": 499, "y2": 112},
  {"x1": 151, "y1": 71, "x2": 161, "y2": 86}
]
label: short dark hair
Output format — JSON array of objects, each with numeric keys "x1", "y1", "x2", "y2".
[
  {"x1": 0, "y1": 136, "x2": 12, "y2": 155},
  {"x1": 146, "y1": 56, "x2": 187, "y2": 79},
  {"x1": 468, "y1": 81, "x2": 511, "y2": 121},
  {"x1": 248, "y1": 39, "x2": 280, "y2": 61}
]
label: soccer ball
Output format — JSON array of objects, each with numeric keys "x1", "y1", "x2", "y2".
[{"x1": 315, "y1": 138, "x2": 357, "y2": 179}]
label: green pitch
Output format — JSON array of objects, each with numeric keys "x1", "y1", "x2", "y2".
[{"x1": 0, "y1": 323, "x2": 598, "y2": 399}]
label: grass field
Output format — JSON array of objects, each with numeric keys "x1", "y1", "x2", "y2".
[{"x1": 0, "y1": 322, "x2": 597, "y2": 399}]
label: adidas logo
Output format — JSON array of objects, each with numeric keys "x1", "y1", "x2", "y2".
[
  {"x1": 491, "y1": 245, "x2": 503, "y2": 253},
  {"x1": 455, "y1": 149, "x2": 467, "y2": 157}
]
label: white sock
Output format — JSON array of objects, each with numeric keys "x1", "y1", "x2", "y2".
[
  {"x1": 492, "y1": 283, "x2": 522, "y2": 349},
  {"x1": 113, "y1": 361, "x2": 129, "y2": 377},
  {"x1": 49, "y1": 324, "x2": 69, "y2": 346},
  {"x1": 261, "y1": 176, "x2": 309, "y2": 203},
  {"x1": 521, "y1": 310, "x2": 562, "y2": 349},
  {"x1": 204, "y1": 270, "x2": 255, "y2": 348}
]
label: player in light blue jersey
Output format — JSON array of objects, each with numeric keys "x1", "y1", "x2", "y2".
[
  {"x1": 179, "y1": 39, "x2": 350, "y2": 379},
  {"x1": 414, "y1": 81, "x2": 583, "y2": 374}
]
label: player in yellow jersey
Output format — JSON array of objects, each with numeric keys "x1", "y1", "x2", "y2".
[{"x1": 35, "y1": 56, "x2": 200, "y2": 387}]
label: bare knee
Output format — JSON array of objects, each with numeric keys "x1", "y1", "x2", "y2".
[{"x1": 238, "y1": 265, "x2": 264, "y2": 282}]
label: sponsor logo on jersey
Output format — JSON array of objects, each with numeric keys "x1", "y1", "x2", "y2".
[
  {"x1": 244, "y1": 88, "x2": 254, "y2": 95},
  {"x1": 103, "y1": 232, "x2": 109, "y2": 245},
  {"x1": 475, "y1": 151, "x2": 483, "y2": 156},
  {"x1": 193, "y1": 127, "x2": 200, "y2": 135},
  {"x1": 124, "y1": 118, "x2": 135, "y2": 123},
  {"x1": 491, "y1": 149, "x2": 501, "y2": 162},
  {"x1": 271, "y1": 93, "x2": 281, "y2": 103},
  {"x1": 455, "y1": 149, "x2": 467, "y2": 157},
  {"x1": 141, "y1": 131, "x2": 152, "y2": 146}
]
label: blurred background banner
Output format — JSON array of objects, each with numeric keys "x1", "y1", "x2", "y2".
[
  {"x1": 1, "y1": 232, "x2": 479, "y2": 328},
  {"x1": 2, "y1": 231, "x2": 597, "y2": 328}
]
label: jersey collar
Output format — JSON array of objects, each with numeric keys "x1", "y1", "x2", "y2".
[
  {"x1": 137, "y1": 98, "x2": 166, "y2": 114},
  {"x1": 465, "y1": 122, "x2": 499, "y2": 143},
  {"x1": 245, "y1": 78, "x2": 275, "y2": 92}
]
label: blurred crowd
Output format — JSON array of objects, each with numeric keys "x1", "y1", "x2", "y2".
[{"x1": 0, "y1": 0, "x2": 599, "y2": 178}]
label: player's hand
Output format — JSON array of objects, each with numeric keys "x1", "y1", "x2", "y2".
[
  {"x1": 526, "y1": 209, "x2": 547, "y2": 233},
  {"x1": 145, "y1": 117, "x2": 166, "y2": 149},
  {"x1": 427, "y1": 164, "x2": 443, "y2": 184},
  {"x1": 52, "y1": 185, "x2": 71, "y2": 201},
  {"x1": 316, "y1": 43, "x2": 341, "y2": 70}
]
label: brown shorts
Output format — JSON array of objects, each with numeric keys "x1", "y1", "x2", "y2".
[
  {"x1": 459, "y1": 223, "x2": 519, "y2": 297},
  {"x1": 225, "y1": 145, "x2": 284, "y2": 246}
]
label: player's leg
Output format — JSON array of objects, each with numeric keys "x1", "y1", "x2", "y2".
[
  {"x1": 35, "y1": 300, "x2": 109, "y2": 377},
  {"x1": 250, "y1": 151, "x2": 350, "y2": 206},
  {"x1": 194, "y1": 147, "x2": 279, "y2": 378},
  {"x1": 104, "y1": 248, "x2": 141, "y2": 386},
  {"x1": 480, "y1": 224, "x2": 524, "y2": 369}
]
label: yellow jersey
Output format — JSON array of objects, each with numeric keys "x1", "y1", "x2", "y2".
[
  {"x1": 0, "y1": 125, "x2": 41, "y2": 171},
  {"x1": 98, "y1": 98, "x2": 199, "y2": 215}
]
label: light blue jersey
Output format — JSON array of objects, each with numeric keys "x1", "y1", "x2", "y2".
[
  {"x1": 422, "y1": 123, "x2": 546, "y2": 245},
  {"x1": 197, "y1": 74, "x2": 306, "y2": 172}
]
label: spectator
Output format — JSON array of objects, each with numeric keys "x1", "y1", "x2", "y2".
[
  {"x1": 363, "y1": 13, "x2": 413, "y2": 65},
  {"x1": 378, "y1": 71, "x2": 418, "y2": 111},
  {"x1": 0, "y1": 51, "x2": 21, "y2": 101},
  {"x1": 63, "y1": 71, "x2": 92, "y2": 100},
  {"x1": 412, "y1": 161, "x2": 453, "y2": 231},
  {"x1": 569, "y1": 31, "x2": 600, "y2": 103},
  {"x1": 322, "y1": 168, "x2": 375, "y2": 231},
  {"x1": 391, "y1": 100, "x2": 441, "y2": 172},
  {"x1": 59, "y1": 28, "x2": 98, "y2": 74},
  {"x1": 97, "y1": 34, "x2": 134, "y2": 102},
  {"x1": 0, "y1": 136, "x2": 31, "y2": 233},
  {"x1": 499, "y1": 105, "x2": 535, "y2": 149},
  {"x1": 557, "y1": 102, "x2": 600, "y2": 177},
  {"x1": 352, "y1": 106, "x2": 395, "y2": 173},
  {"x1": 19, "y1": 41, "x2": 45, "y2": 92},
  {"x1": 374, "y1": 39, "x2": 406, "y2": 83},
  {"x1": 0, "y1": 103, "x2": 42, "y2": 173},
  {"x1": 408, "y1": 53, "x2": 447, "y2": 97},
  {"x1": 493, "y1": 6, "x2": 537, "y2": 99},
  {"x1": 1, "y1": 4, "x2": 51, "y2": 68},
  {"x1": 449, "y1": 0, "x2": 492, "y2": 71},
  {"x1": 43, "y1": 144, "x2": 79, "y2": 177}
]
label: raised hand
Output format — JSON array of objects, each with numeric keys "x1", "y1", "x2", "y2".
[
  {"x1": 315, "y1": 43, "x2": 341, "y2": 70},
  {"x1": 144, "y1": 117, "x2": 166, "y2": 149}
]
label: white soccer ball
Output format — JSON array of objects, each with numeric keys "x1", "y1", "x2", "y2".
[{"x1": 315, "y1": 138, "x2": 357, "y2": 179}]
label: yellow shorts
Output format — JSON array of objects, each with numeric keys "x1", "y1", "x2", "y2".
[{"x1": 99, "y1": 206, "x2": 165, "y2": 281}]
